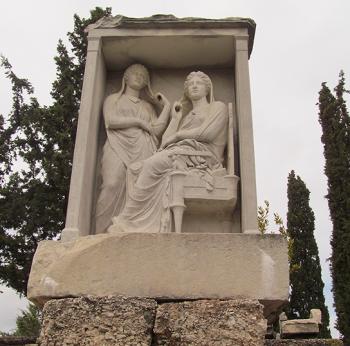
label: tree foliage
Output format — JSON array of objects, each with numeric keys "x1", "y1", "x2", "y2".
[
  {"x1": 287, "y1": 170, "x2": 331, "y2": 338},
  {"x1": 257, "y1": 200, "x2": 270, "y2": 234},
  {"x1": 318, "y1": 71, "x2": 350, "y2": 342},
  {"x1": 257, "y1": 200, "x2": 293, "y2": 261},
  {"x1": 0, "y1": 303, "x2": 41, "y2": 337},
  {"x1": 14, "y1": 303, "x2": 41, "y2": 337},
  {"x1": 0, "y1": 7, "x2": 111, "y2": 295}
]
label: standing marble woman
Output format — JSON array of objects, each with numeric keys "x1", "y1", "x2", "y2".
[
  {"x1": 95, "y1": 64, "x2": 170, "y2": 233},
  {"x1": 111, "y1": 71, "x2": 228, "y2": 233}
]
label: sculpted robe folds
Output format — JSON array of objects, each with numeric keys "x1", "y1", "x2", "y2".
[
  {"x1": 95, "y1": 93, "x2": 158, "y2": 233},
  {"x1": 112, "y1": 101, "x2": 228, "y2": 233},
  {"x1": 106, "y1": 94, "x2": 158, "y2": 164}
]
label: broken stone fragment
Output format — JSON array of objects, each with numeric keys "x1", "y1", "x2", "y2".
[{"x1": 279, "y1": 309, "x2": 321, "y2": 338}]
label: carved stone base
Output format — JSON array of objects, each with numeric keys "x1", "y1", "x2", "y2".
[
  {"x1": 38, "y1": 296, "x2": 267, "y2": 346},
  {"x1": 279, "y1": 309, "x2": 322, "y2": 339},
  {"x1": 28, "y1": 233, "x2": 288, "y2": 324}
]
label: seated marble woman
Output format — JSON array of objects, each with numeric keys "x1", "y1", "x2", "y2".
[{"x1": 110, "y1": 71, "x2": 228, "y2": 233}]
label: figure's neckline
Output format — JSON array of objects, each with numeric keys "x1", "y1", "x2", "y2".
[
  {"x1": 191, "y1": 103, "x2": 210, "y2": 115},
  {"x1": 124, "y1": 94, "x2": 141, "y2": 103}
]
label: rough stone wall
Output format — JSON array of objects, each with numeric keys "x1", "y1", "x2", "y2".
[
  {"x1": 38, "y1": 296, "x2": 342, "y2": 346},
  {"x1": 38, "y1": 296, "x2": 156, "y2": 346},
  {"x1": 38, "y1": 296, "x2": 266, "y2": 345},
  {"x1": 154, "y1": 299, "x2": 266, "y2": 345}
]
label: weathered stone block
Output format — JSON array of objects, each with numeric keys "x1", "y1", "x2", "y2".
[
  {"x1": 153, "y1": 299, "x2": 267, "y2": 345},
  {"x1": 281, "y1": 319, "x2": 319, "y2": 337},
  {"x1": 279, "y1": 309, "x2": 322, "y2": 338},
  {"x1": 28, "y1": 233, "x2": 288, "y2": 323},
  {"x1": 38, "y1": 296, "x2": 156, "y2": 346}
]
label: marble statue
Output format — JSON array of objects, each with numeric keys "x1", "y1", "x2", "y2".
[
  {"x1": 95, "y1": 64, "x2": 170, "y2": 234},
  {"x1": 110, "y1": 71, "x2": 228, "y2": 233}
]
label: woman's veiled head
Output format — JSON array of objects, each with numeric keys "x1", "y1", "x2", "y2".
[
  {"x1": 116, "y1": 63, "x2": 156, "y2": 105},
  {"x1": 124, "y1": 64, "x2": 150, "y2": 90}
]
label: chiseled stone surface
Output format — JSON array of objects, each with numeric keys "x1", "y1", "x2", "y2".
[
  {"x1": 38, "y1": 296, "x2": 156, "y2": 346},
  {"x1": 265, "y1": 340, "x2": 343, "y2": 346},
  {"x1": 281, "y1": 319, "x2": 319, "y2": 336},
  {"x1": 153, "y1": 299, "x2": 267, "y2": 346},
  {"x1": 28, "y1": 233, "x2": 288, "y2": 325},
  {"x1": 280, "y1": 309, "x2": 321, "y2": 337}
]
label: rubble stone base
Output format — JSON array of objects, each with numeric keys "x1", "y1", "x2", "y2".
[
  {"x1": 38, "y1": 296, "x2": 343, "y2": 346},
  {"x1": 154, "y1": 299, "x2": 266, "y2": 345},
  {"x1": 38, "y1": 296, "x2": 266, "y2": 346},
  {"x1": 38, "y1": 296, "x2": 157, "y2": 346}
]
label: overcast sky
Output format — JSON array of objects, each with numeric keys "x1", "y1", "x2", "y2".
[{"x1": 1, "y1": 0, "x2": 349, "y2": 338}]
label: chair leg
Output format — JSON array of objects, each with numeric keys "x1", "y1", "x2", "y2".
[
  {"x1": 169, "y1": 171, "x2": 187, "y2": 233},
  {"x1": 172, "y1": 205, "x2": 185, "y2": 233}
]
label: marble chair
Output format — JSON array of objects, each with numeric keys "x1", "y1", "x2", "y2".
[{"x1": 169, "y1": 103, "x2": 240, "y2": 233}]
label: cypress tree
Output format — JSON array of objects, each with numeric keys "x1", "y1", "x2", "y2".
[
  {"x1": 287, "y1": 170, "x2": 331, "y2": 338},
  {"x1": 318, "y1": 72, "x2": 350, "y2": 343},
  {"x1": 0, "y1": 7, "x2": 111, "y2": 295}
]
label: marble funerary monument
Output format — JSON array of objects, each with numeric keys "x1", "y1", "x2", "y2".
[
  {"x1": 63, "y1": 14, "x2": 259, "y2": 238},
  {"x1": 28, "y1": 14, "x2": 288, "y2": 344}
]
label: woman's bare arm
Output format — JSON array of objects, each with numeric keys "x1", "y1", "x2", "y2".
[
  {"x1": 151, "y1": 93, "x2": 171, "y2": 137},
  {"x1": 160, "y1": 102, "x2": 183, "y2": 147},
  {"x1": 161, "y1": 102, "x2": 228, "y2": 148},
  {"x1": 107, "y1": 116, "x2": 152, "y2": 133}
]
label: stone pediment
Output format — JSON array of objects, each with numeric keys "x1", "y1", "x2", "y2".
[{"x1": 87, "y1": 14, "x2": 256, "y2": 57}]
